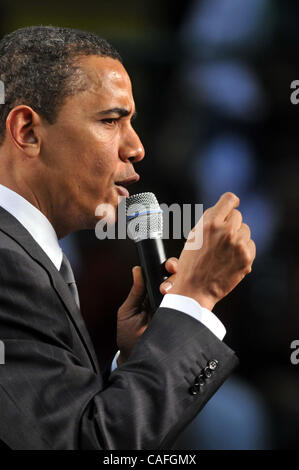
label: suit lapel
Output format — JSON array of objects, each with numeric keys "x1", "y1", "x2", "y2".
[{"x1": 0, "y1": 207, "x2": 100, "y2": 373}]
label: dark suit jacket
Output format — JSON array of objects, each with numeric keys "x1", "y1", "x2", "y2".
[{"x1": 0, "y1": 206, "x2": 239, "y2": 449}]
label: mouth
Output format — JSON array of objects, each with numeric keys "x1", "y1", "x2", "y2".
[{"x1": 114, "y1": 175, "x2": 140, "y2": 198}]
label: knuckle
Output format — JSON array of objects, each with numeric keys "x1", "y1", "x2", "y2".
[
  {"x1": 239, "y1": 247, "x2": 252, "y2": 267},
  {"x1": 203, "y1": 207, "x2": 212, "y2": 220},
  {"x1": 235, "y1": 209, "x2": 242, "y2": 221},
  {"x1": 167, "y1": 257, "x2": 177, "y2": 265},
  {"x1": 224, "y1": 227, "x2": 235, "y2": 243},
  {"x1": 204, "y1": 207, "x2": 212, "y2": 215},
  {"x1": 223, "y1": 191, "x2": 239, "y2": 204},
  {"x1": 235, "y1": 239, "x2": 244, "y2": 253},
  {"x1": 244, "y1": 265, "x2": 252, "y2": 275},
  {"x1": 206, "y1": 219, "x2": 220, "y2": 232},
  {"x1": 242, "y1": 223, "x2": 250, "y2": 235}
]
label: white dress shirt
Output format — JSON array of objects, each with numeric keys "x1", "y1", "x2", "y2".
[
  {"x1": 0, "y1": 183, "x2": 226, "y2": 372},
  {"x1": 0, "y1": 183, "x2": 63, "y2": 269}
]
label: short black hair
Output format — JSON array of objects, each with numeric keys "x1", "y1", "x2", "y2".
[{"x1": 0, "y1": 25, "x2": 122, "y2": 145}]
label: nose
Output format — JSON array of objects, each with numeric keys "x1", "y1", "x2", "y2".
[{"x1": 119, "y1": 126, "x2": 145, "y2": 164}]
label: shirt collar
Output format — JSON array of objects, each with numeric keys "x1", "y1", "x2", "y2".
[{"x1": 0, "y1": 183, "x2": 63, "y2": 270}]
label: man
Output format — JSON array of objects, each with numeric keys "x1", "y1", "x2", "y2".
[{"x1": 0, "y1": 26, "x2": 255, "y2": 449}]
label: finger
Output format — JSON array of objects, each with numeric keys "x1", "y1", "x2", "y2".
[
  {"x1": 213, "y1": 192, "x2": 240, "y2": 222},
  {"x1": 225, "y1": 209, "x2": 242, "y2": 230},
  {"x1": 165, "y1": 257, "x2": 178, "y2": 274},
  {"x1": 131, "y1": 266, "x2": 145, "y2": 296},
  {"x1": 141, "y1": 294, "x2": 153, "y2": 322},
  {"x1": 242, "y1": 239, "x2": 256, "y2": 275},
  {"x1": 236, "y1": 223, "x2": 251, "y2": 243},
  {"x1": 122, "y1": 266, "x2": 146, "y2": 310},
  {"x1": 160, "y1": 272, "x2": 176, "y2": 295},
  {"x1": 247, "y1": 238, "x2": 256, "y2": 262}
]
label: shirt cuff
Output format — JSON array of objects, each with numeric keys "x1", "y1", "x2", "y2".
[
  {"x1": 110, "y1": 294, "x2": 226, "y2": 373},
  {"x1": 111, "y1": 350, "x2": 120, "y2": 372},
  {"x1": 160, "y1": 293, "x2": 226, "y2": 341}
]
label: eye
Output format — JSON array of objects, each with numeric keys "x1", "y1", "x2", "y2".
[{"x1": 101, "y1": 118, "x2": 119, "y2": 125}]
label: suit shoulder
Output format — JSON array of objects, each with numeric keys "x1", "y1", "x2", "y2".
[{"x1": 0, "y1": 229, "x2": 31, "y2": 256}]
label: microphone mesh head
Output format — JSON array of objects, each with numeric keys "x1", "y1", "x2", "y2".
[{"x1": 126, "y1": 192, "x2": 163, "y2": 242}]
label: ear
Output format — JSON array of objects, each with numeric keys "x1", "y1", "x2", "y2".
[{"x1": 6, "y1": 105, "x2": 42, "y2": 157}]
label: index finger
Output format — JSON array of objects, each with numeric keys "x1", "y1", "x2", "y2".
[
  {"x1": 165, "y1": 257, "x2": 178, "y2": 274},
  {"x1": 212, "y1": 192, "x2": 240, "y2": 222}
]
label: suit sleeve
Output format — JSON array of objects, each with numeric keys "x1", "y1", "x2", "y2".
[{"x1": 0, "y1": 248, "x2": 239, "y2": 450}]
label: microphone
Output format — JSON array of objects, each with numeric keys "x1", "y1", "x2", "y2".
[{"x1": 126, "y1": 192, "x2": 169, "y2": 312}]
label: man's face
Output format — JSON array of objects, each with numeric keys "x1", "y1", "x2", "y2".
[{"x1": 41, "y1": 55, "x2": 144, "y2": 232}]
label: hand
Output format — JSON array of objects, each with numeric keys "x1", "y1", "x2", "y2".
[
  {"x1": 116, "y1": 257, "x2": 178, "y2": 365},
  {"x1": 162, "y1": 192, "x2": 256, "y2": 311}
]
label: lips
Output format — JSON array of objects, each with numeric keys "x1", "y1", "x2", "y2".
[
  {"x1": 115, "y1": 184, "x2": 130, "y2": 198},
  {"x1": 114, "y1": 174, "x2": 140, "y2": 198}
]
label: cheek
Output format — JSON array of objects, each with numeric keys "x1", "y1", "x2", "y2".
[
  {"x1": 92, "y1": 141, "x2": 119, "y2": 176},
  {"x1": 53, "y1": 122, "x2": 120, "y2": 185},
  {"x1": 88, "y1": 126, "x2": 119, "y2": 170},
  {"x1": 92, "y1": 153, "x2": 117, "y2": 184}
]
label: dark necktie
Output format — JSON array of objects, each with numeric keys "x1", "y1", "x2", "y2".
[{"x1": 59, "y1": 252, "x2": 80, "y2": 309}]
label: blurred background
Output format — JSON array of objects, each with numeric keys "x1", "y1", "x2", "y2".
[{"x1": 1, "y1": 0, "x2": 299, "y2": 450}]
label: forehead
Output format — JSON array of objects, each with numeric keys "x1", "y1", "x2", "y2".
[{"x1": 70, "y1": 55, "x2": 134, "y2": 112}]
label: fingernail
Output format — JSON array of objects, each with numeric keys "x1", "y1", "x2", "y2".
[{"x1": 162, "y1": 282, "x2": 172, "y2": 292}]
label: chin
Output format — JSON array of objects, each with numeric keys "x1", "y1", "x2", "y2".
[{"x1": 94, "y1": 200, "x2": 117, "y2": 226}]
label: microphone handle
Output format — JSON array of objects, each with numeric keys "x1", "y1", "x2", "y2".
[{"x1": 136, "y1": 238, "x2": 169, "y2": 312}]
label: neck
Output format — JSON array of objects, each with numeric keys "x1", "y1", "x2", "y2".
[{"x1": 0, "y1": 152, "x2": 90, "y2": 239}]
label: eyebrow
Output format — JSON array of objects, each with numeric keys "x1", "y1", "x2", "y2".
[{"x1": 97, "y1": 107, "x2": 137, "y2": 119}]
